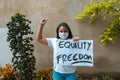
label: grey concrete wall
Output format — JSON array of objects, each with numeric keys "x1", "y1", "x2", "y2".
[{"x1": 0, "y1": 0, "x2": 120, "y2": 76}]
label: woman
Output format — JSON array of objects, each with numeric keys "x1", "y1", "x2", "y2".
[{"x1": 36, "y1": 19, "x2": 79, "y2": 80}]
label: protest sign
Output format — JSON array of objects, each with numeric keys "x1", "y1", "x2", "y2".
[{"x1": 55, "y1": 40, "x2": 93, "y2": 66}]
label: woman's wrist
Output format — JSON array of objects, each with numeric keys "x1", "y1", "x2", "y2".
[
  {"x1": 40, "y1": 23, "x2": 45, "y2": 26},
  {"x1": 39, "y1": 24, "x2": 45, "y2": 28}
]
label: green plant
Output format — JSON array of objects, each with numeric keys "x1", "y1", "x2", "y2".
[
  {"x1": 77, "y1": 76, "x2": 83, "y2": 80},
  {"x1": 91, "y1": 77, "x2": 99, "y2": 80},
  {"x1": 102, "y1": 75, "x2": 114, "y2": 80},
  {"x1": 7, "y1": 13, "x2": 36, "y2": 80},
  {"x1": 75, "y1": 0, "x2": 120, "y2": 45},
  {"x1": 100, "y1": 15, "x2": 120, "y2": 45}
]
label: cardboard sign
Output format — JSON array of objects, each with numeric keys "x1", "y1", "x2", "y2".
[{"x1": 55, "y1": 40, "x2": 93, "y2": 66}]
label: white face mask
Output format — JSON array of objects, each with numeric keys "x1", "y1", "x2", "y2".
[{"x1": 59, "y1": 32, "x2": 69, "y2": 39}]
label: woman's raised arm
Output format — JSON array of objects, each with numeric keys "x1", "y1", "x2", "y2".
[{"x1": 36, "y1": 19, "x2": 48, "y2": 45}]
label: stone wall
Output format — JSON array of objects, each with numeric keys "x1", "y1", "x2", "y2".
[{"x1": 0, "y1": 0, "x2": 120, "y2": 77}]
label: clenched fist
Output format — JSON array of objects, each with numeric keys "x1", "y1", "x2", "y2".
[{"x1": 40, "y1": 19, "x2": 47, "y2": 25}]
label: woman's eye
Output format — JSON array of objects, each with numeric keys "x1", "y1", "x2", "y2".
[{"x1": 64, "y1": 31, "x2": 67, "y2": 33}]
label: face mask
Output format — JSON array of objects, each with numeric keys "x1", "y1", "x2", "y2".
[{"x1": 59, "y1": 32, "x2": 69, "y2": 39}]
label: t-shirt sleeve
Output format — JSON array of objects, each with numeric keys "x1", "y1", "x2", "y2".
[{"x1": 46, "y1": 38, "x2": 54, "y2": 47}]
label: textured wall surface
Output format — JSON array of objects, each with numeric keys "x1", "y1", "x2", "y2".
[
  {"x1": 0, "y1": 28, "x2": 12, "y2": 67},
  {"x1": 0, "y1": 0, "x2": 120, "y2": 76}
]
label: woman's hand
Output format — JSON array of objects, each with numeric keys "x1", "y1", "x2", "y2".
[
  {"x1": 72, "y1": 37, "x2": 79, "y2": 41},
  {"x1": 40, "y1": 19, "x2": 47, "y2": 25}
]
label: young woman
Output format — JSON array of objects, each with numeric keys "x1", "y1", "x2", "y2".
[{"x1": 36, "y1": 19, "x2": 79, "y2": 80}]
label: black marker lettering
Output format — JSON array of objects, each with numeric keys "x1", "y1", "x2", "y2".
[
  {"x1": 56, "y1": 55, "x2": 61, "y2": 63},
  {"x1": 59, "y1": 41, "x2": 64, "y2": 48},
  {"x1": 62, "y1": 54, "x2": 67, "y2": 64},
  {"x1": 87, "y1": 42, "x2": 92, "y2": 51},
  {"x1": 64, "y1": 42, "x2": 71, "y2": 48},
  {"x1": 68, "y1": 54, "x2": 72, "y2": 61},
  {"x1": 73, "y1": 53, "x2": 78, "y2": 61}
]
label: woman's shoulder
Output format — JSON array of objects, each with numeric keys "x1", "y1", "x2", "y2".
[{"x1": 46, "y1": 38, "x2": 58, "y2": 41}]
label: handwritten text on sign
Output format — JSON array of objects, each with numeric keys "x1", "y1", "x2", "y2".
[{"x1": 55, "y1": 40, "x2": 93, "y2": 66}]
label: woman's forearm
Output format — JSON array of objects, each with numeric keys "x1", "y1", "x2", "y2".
[{"x1": 36, "y1": 24, "x2": 44, "y2": 41}]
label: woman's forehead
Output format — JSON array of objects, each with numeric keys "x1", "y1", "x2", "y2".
[{"x1": 59, "y1": 26, "x2": 68, "y2": 31}]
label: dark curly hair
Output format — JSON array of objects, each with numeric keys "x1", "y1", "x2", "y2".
[{"x1": 56, "y1": 22, "x2": 73, "y2": 39}]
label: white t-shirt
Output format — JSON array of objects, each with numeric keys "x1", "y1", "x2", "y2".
[{"x1": 47, "y1": 38, "x2": 76, "y2": 74}]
